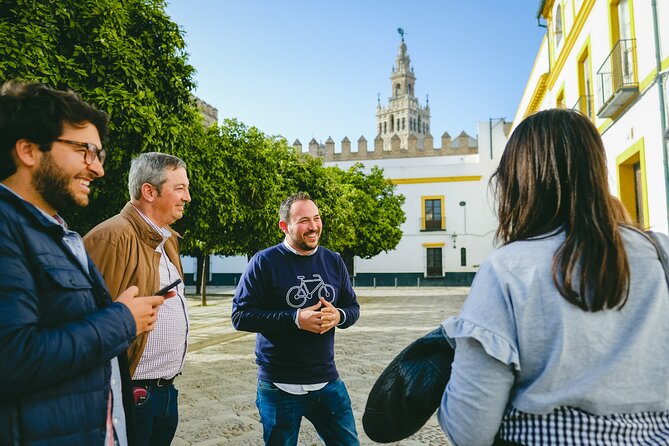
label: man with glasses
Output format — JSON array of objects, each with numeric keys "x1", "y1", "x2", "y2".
[
  {"x1": 55, "y1": 137, "x2": 107, "y2": 164},
  {"x1": 85, "y1": 152, "x2": 191, "y2": 446},
  {"x1": 0, "y1": 80, "x2": 166, "y2": 445}
]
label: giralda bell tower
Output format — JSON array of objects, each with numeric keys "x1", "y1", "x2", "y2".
[{"x1": 375, "y1": 28, "x2": 431, "y2": 150}]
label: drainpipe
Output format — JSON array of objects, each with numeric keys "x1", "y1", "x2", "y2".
[
  {"x1": 489, "y1": 119, "x2": 493, "y2": 159},
  {"x1": 651, "y1": 0, "x2": 669, "y2": 232},
  {"x1": 489, "y1": 118, "x2": 505, "y2": 160}
]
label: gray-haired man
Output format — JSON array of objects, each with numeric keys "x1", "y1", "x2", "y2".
[{"x1": 84, "y1": 152, "x2": 191, "y2": 446}]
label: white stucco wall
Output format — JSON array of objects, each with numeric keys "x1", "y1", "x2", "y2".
[
  {"x1": 324, "y1": 120, "x2": 506, "y2": 276},
  {"x1": 190, "y1": 120, "x2": 507, "y2": 278},
  {"x1": 512, "y1": 0, "x2": 669, "y2": 234}
]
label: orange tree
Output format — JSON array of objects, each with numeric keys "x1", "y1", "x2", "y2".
[{"x1": 0, "y1": 0, "x2": 202, "y2": 233}]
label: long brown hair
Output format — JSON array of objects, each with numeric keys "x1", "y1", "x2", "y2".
[{"x1": 491, "y1": 109, "x2": 630, "y2": 311}]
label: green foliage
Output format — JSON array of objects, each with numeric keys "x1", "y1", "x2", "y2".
[
  {"x1": 176, "y1": 118, "x2": 405, "y2": 264},
  {"x1": 0, "y1": 0, "x2": 406, "y2": 279},
  {"x1": 173, "y1": 123, "x2": 241, "y2": 258},
  {"x1": 0, "y1": 0, "x2": 200, "y2": 233},
  {"x1": 334, "y1": 164, "x2": 406, "y2": 261},
  {"x1": 210, "y1": 119, "x2": 291, "y2": 258}
]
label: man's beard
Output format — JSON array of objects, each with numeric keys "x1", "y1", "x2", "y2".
[
  {"x1": 294, "y1": 231, "x2": 319, "y2": 251},
  {"x1": 295, "y1": 240, "x2": 316, "y2": 251},
  {"x1": 32, "y1": 151, "x2": 81, "y2": 212}
]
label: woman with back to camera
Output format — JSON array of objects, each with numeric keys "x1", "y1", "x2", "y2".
[{"x1": 438, "y1": 108, "x2": 669, "y2": 445}]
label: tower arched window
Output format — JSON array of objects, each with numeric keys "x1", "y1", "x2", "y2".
[
  {"x1": 389, "y1": 114, "x2": 394, "y2": 132},
  {"x1": 418, "y1": 116, "x2": 422, "y2": 133},
  {"x1": 402, "y1": 117, "x2": 405, "y2": 130},
  {"x1": 394, "y1": 83, "x2": 400, "y2": 97}
]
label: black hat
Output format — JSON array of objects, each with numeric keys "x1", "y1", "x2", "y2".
[{"x1": 362, "y1": 327, "x2": 454, "y2": 443}]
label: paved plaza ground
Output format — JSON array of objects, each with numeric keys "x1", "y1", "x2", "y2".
[{"x1": 172, "y1": 286, "x2": 468, "y2": 446}]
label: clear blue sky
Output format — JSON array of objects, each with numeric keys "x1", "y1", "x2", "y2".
[{"x1": 165, "y1": 1, "x2": 546, "y2": 145}]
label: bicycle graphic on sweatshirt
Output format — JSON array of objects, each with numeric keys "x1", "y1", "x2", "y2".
[{"x1": 286, "y1": 274, "x2": 336, "y2": 308}]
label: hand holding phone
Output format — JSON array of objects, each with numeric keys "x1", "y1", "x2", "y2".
[
  {"x1": 154, "y1": 278, "x2": 182, "y2": 297},
  {"x1": 116, "y1": 286, "x2": 165, "y2": 335}
]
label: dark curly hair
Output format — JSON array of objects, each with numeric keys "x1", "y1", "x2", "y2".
[
  {"x1": 0, "y1": 80, "x2": 109, "y2": 181},
  {"x1": 279, "y1": 191, "x2": 314, "y2": 223}
]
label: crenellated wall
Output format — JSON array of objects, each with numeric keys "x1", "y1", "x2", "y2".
[{"x1": 293, "y1": 131, "x2": 478, "y2": 162}]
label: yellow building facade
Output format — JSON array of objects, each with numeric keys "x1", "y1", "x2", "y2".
[{"x1": 516, "y1": 0, "x2": 669, "y2": 232}]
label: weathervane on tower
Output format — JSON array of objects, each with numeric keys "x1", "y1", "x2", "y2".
[{"x1": 397, "y1": 27, "x2": 405, "y2": 42}]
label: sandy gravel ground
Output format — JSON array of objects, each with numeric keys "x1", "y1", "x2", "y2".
[{"x1": 173, "y1": 287, "x2": 467, "y2": 445}]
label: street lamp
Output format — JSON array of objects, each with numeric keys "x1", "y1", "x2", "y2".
[{"x1": 459, "y1": 201, "x2": 467, "y2": 234}]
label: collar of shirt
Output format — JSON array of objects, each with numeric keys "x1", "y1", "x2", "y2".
[
  {"x1": 132, "y1": 205, "x2": 172, "y2": 245},
  {"x1": 283, "y1": 239, "x2": 318, "y2": 256}
]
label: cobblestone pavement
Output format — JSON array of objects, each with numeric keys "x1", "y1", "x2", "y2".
[{"x1": 173, "y1": 287, "x2": 468, "y2": 445}]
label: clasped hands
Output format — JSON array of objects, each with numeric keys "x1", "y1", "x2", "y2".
[{"x1": 298, "y1": 297, "x2": 341, "y2": 334}]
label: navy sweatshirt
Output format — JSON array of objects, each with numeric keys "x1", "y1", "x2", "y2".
[{"x1": 231, "y1": 243, "x2": 360, "y2": 384}]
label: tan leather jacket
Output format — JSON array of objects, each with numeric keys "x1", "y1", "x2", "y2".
[{"x1": 84, "y1": 202, "x2": 184, "y2": 376}]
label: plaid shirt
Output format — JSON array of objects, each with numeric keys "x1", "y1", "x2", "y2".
[
  {"x1": 498, "y1": 406, "x2": 669, "y2": 445},
  {"x1": 131, "y1": 207, "x2": 189, "y2": 380}
]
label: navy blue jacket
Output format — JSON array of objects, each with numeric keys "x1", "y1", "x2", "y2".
[
  {"x1": 231, "y1": 243, "x2": 360, "y2": 384},
  {"x1": 0, "y1": 187, "x2": 137, "y2": 445}
]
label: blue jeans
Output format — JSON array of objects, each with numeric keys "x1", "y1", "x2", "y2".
[
  {"x1": 128, "y1": 384, "x2": 179, "y2": 446},
  {"x1": 256, "y1": 378, "x2": 359, "y2": 446}
]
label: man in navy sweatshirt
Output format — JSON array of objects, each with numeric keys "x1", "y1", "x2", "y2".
[{"x1": 231, "y1": 191, "x2": 360, "y2": 445}]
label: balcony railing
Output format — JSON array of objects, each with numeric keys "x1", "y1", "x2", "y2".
[
  {"x1": 420, "y1": 217, "x2": 445, "y2": 232},
  {"x1": 596, "y1": 39, "x2": 638, "y2": 118},
  {"x1": 571, "y1": 95, "x2": 594, "y2": 118}
]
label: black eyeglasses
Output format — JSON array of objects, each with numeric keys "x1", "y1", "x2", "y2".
[{"x1": 55, "y1": 138, "x2": 107, "y2": 166}]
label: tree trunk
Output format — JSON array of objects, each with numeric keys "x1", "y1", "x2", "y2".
[
  {"x1": 195, "y1": 254, "x2": 203, "y2": 295},
  {"x1": 200, "y1": 254, "x2": 208, "y2": 306},
  {"x1": 342, "y1": 252, "x2": 355, "y2": 277}
]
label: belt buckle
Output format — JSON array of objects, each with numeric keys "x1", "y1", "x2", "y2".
[{"x1": 156, "y1": 377, "x2": 171, "y2": 387}]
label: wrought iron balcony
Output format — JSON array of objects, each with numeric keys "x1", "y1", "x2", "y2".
[
  {"x1": 596, "y1": 39, "x2": 638, "y2": 118},
  {"x1": 420, "y1": 217, "x2": 445, "y2": 232},
  {"x1": 571, "y1": 95, "x2": 594, "y2": 118}
]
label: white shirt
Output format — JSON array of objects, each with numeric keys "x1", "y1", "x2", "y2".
[{"x1": 131, "y1": 206, "x2": 189, "y2": 380}]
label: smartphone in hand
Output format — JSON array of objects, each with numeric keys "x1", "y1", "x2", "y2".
[{"x1": 154, "y1": 278, "x2": 182, "y2": 296}]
